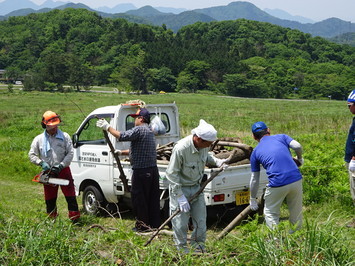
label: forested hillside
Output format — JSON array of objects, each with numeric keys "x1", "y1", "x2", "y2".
[{"x1": 1, "y1": 8, "x2": 355, "y2": 99}]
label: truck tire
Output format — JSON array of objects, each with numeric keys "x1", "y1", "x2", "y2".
[{"x1": 82, "y1": 185, "x2": 107, "y2": 216}]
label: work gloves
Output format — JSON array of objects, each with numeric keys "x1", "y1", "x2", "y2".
[
  {"x1": 177, "y1": 194, "x2": 190, "y2": 212},
  {"x1": 349, "y1": 160, "x2": 355, "y2": 172},
  {"x1": 96, "y1": 118, "x2": 111, "y2": 131},
  {"x1": 249, "y1": 198, "x2": 259, "y2": 211},
  {"x1": 297, "y1": 158, "x2": 304, "y2": 166},
  {"x1": 40, "y1": 161, "x2": 50, "y2": 171},
  {"x1": 293, "y1": 157, "x2": 304, "y2": 167},
  {"x1": 51, "y1": 164, "x2": 64, "y2": 174},
  {"x1": 215, "y1": 158, "x2": 229, "y2": 170}
]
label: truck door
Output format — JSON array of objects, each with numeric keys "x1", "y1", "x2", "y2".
[{"x1": 71, "y1": 114, "x2": 114, "y2": 195}]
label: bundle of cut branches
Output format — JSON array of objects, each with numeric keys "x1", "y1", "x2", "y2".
[{"x1": 155, "y1": 138, "x2": 253, "y2": 167}]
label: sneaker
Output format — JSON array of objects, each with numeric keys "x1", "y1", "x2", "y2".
[{"x1": 193, "y1": 247, "x2": 206, "y2": 254}]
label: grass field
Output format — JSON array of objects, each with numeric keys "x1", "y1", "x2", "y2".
[{"x1": 0, "y1": 90, "x2": 354, "y2": 265}]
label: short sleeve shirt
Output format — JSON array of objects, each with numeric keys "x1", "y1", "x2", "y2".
[{"x1": 250, "y1": 134, "x2": 302, "y2": 187}]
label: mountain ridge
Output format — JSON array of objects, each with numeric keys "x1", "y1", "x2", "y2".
[{"x1": 0, "y1": 0, "x2": 354, "y2": 39}]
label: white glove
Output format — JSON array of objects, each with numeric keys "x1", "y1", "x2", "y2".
[
  {"x1": 349, "y1": 160, "x2": 355, "y2": 172},
  {"x1": 297, "y1": 158, "x2": 304, "y2": 166},
  {"x1": 177, "y1": 194, "x2": 190, "y2": 212},
  {"x1": 114, "y1": 150, "x2": 122, "y2": 156},
  {"x1": 96, "y1": 119, "x2": 111, "y2": 131},
  {"x1": 216, "y1": 158, "x2": 228, "y2": 168},
  {"x1": 216, "y1": 158, "x2": 226, "y2": 167},
  {"x1": 221, "y1": 164, "x2": 229, "y2": 170},
  {"x1": 250, "y1": 198, "x2": 259, "y2": 211}
]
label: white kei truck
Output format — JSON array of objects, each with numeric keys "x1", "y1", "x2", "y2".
[{"x1": 70, "y1": 102, "x2": 268, "y2": 220}]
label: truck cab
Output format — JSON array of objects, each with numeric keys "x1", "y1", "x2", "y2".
[{"x1": 71, "y1": 103, "x2": 179, "y2": 215}]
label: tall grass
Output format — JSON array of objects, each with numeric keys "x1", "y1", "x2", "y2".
[
  {"x1": 0, "y1": 91, "x2": 354, "y2": 264},
  {"x1": 244, "y1": 218, "x2": 353, "y2": 265}
]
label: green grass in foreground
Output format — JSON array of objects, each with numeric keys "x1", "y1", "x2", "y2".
[{"x1": 0, "y1": 91, "x2": 354, "y2": 265}]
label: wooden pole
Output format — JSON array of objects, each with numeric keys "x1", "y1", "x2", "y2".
[
  {"x1": 216, "y1": 195, "x2": 264, "y2": 240},
  {"x1": 103, "y1": 130, "x2": 130, "y2": 192}
]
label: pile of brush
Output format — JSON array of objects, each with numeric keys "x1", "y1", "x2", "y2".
[{"x1": 156, "y1": 137, "x2": 253, "y2": 167}]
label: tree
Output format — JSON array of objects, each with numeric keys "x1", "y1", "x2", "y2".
[
  {"x1": 67, "y1": 53, "x2": 94, "y2": 91},
  {"x1": 176, "y1": 72, "x2": 199, "y2": 93},
  {"x1": 110, "y1": 46, "x2": 149, "y2": 94},
  {"x1": 181, "y1": 60, "x2": 211, "y2": 91},
  {"x1": 147, "y1": 67, "x2": 176, "y2": 92},
  {"x1": 39, "y1": 42, "x2": 68, "y2": 90}
]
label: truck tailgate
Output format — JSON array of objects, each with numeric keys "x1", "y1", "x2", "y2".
[{"x1": 203, "y1": 164, "x2": 267, "y2": 206}]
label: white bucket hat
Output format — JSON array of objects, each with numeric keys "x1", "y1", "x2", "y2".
[{"x1": 191, "y1": 119, "x2": 217, "y2": 142}]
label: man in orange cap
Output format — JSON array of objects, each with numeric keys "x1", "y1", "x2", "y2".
[{"x1": 29, "y1": 111, "x2": 80, "y2": 222}]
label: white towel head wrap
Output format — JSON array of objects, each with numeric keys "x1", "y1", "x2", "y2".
[{"x1": 191, "y1": 119, "x2": 217, "y2": 142}]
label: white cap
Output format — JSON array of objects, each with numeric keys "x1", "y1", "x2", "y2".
[{"x1": 191, "y1": 119, "x2": 217, "y2": 142}]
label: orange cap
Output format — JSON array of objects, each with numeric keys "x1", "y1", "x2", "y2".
[{"x1": 42, "y1": 111, "x2": 61, "y2": 126}]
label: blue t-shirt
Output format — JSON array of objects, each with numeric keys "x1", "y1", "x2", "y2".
[{"x1": 251, "y1": 134, "x2": 302, "y2": 187}]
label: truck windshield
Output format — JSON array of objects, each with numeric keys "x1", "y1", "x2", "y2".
[{"x1": 77, "y1": 114, "x2": 114, "y2": 145}]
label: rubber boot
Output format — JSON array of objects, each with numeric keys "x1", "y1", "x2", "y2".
[
  {"x1": 46, "y1": 198, "x2": 58, "y2": 219},
  {"x1": 68, "y1": 211, "x2": 80, "y2": 223},
  {"x1": 47, "y1": 211, "x2": 58, "y2": 219}
]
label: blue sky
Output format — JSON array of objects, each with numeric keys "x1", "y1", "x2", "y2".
[{"x1": 29, "y1": 0, "x2": 355, "y2": 22}]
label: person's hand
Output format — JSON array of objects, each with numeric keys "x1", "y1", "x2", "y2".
[
  {"x1": 177, "y1": 194, "x2": 190, "y2": 212},
  {"x1": 114, "y1": 150, "x2": 122, "y2": 156},
  {"x1": 221, "y1": 164, "x2": 229, "y2": 170},
  {"x1": 250, "y1": 198, "x2": 259, "y2": 211},
  {"x1": 216, "y1": 158, "x2": 229, "y2": 169},
  {"x1": 349, "y1": 160, "x2": 355, "y2": 172},
  {"x1": 40, "y1": 161, "x2": 50, "y2": 171},
  {"x1": 51, "y1": 164, "x2": 64, "y2": 174},
  {"x1": 293, "y1": 157, "x2": 304, "y2": 167},
  {"x1": 96, "y1": 119, "x2": 111, "y2": 131},
  {"x1": 298, "y1": 158, "x2": 304, "y2": 166}
]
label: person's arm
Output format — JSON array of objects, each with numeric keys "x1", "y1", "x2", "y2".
[
  {"x1": 107, "y1": 126, "x2": 121, "y2": 139},
  {"x1": 166, "y1": 148, "x2": 183, "y2": 198},
  {"x1": 28, "y1": 136, "x2": 42, "y2": 165},
  {"x1": 96, "y1": 118, "x2": 121, "y2": 139},
  {"x1": 249, "y1": 171, "x2": 260, "y2": 211},
  {"x1": 61, "y1": 132, "x2": 74, "y2": 168},
  {"x1": 250, "y1": 171, "x2": 260, "y2": 199},
  {"x1": 289, "y1": 139, "x2": 304, "y2": 165}
]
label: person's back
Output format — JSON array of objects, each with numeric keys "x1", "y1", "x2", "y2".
[
  {"x1": 120, "y1": 124, "x2": 157, "y2": 169},
  {"x1": 251, "y1": 134, "x2": 302, "y2": 187}
]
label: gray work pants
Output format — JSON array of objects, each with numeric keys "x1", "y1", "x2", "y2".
[
  {"x1": 169, "y1": 184, "x2": 206, "y2": 252},
  {"x1": 264, "y1": 179, "x2": 303, "y2": 231}
]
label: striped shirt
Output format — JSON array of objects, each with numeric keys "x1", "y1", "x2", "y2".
[{"x1": 119, "y1": 124, "x2": 157, "y2": 169}]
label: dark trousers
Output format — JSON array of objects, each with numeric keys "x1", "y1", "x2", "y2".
[
  {"x1": 131, "y1": 166, "x2": 160, "y2": 230},
  {"x1": 44, "y1": 167, "x2": 79, "y2": 217}
]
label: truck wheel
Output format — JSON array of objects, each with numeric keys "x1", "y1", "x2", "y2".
[{"x1": 82, "y1": 185, "x2": 106, "y2": 216}]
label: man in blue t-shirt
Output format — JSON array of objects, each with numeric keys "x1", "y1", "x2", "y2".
[{"x1": 249, "y1": 121, "x2": 304, "y2": 232}]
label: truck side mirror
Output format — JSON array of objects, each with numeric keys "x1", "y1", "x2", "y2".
[{"x1": 72, "y1": 133, "x2": 78, "y2": 148}]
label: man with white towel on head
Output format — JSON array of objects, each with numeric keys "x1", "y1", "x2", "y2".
[{"x1": 166, "y1": 119, "x2": 228, "y2": 254}]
